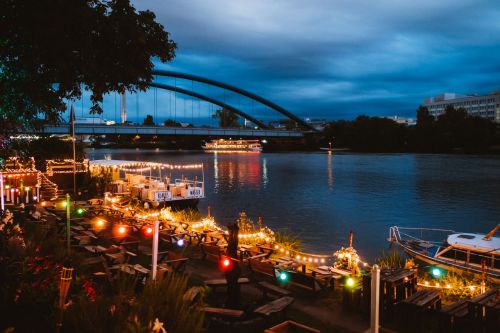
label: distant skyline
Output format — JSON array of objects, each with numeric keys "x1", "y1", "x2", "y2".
[{"x1": 73, "y1": 0, "x2": 500, "y2": 123}]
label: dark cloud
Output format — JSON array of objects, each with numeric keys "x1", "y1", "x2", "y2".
[{"x1": 74, "y1": 1, "x2": 500, "y2": 122}]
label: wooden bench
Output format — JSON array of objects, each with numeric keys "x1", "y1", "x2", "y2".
[
  {"x1": 405, "y1": 290, "x2": 441, "y2": 310},
  {"x1": 264, "y1": 320, "x2": 321, "y2": 333},
  {"x1": 439, "y1": 300, "x2": 469, "y2": 331},
  {"x1": 201, "y1": 243, "x2": 224, "y2": 263},
  {"x1": 254, "y1": 296, "x2": 294, "y2": 317},
  {"x1": 204, "y1": 278, "x2": 250, "y2": 292},
  {"x1": 287, "y1": 271, "x2": 323, "y2": 295},
  {"x1": 257, "y1": 281, "x2": 292, "y2": 299},
  {"x1": 249, "y1": 258, "x2": 277, "y2": 280},
  {"x1": 160, "y1": 251, "x2": 189, "y2": 273},
  {"x1": 200, "y1": 306, "x2": 244, "y2": 319}
]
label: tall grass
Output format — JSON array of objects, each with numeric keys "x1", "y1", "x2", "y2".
[{"x1": 376, "y1": 249, "x2": 406, "y2": 269}]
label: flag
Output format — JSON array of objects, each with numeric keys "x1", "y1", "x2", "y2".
[{"x1": 69, "y1": 104, "x2": 75, "y2": 138}]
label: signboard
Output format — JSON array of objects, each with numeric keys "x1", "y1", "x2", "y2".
[{"x1": 153, "y1": 191, "x2": 172, "y2": 202}]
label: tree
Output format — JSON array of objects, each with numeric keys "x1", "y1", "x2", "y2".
[
  {"x1": 0, "y1": 0, "x2": 176, "y2": 138},
  {"x1": 143, "y1": 114, "x2": 154, "y2": 126},
  {"x1": 416, "y1": 106, "x2": 434, "y2": 127},
  {"x1": 164, "y1": 119, "x2": 181, "y2": 127},
  {"x1": 215, "y1": 108, "x2": 240, "y2": 128}
]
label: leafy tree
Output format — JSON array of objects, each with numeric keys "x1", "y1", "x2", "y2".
[
  {"x1": 143, "y1": 114, "x2": 154, "y2": 126},
  {"x1": 164, "y1": 119, "x2": 182, "y2": 127},
  {"x1": 215, "y1": 107, "x2": 240, "y2": 128},
  {"x1": 0, "y1": 0, "x2": 176, "y2": 138},
  {"x1": 416, "y1": 106, "x2": 434, "y2": 127}
]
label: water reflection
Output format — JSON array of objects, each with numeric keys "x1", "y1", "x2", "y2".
[
  {"x1": 209, "y1": 152, "x2": 263, "y2": 193},
  {"x1": 327, "y1": 152, "x2": 333, "y2": 189}
]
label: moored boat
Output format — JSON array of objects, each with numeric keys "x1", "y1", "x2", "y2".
[
  {"x1": 202, "y1": 139, "x2": 262, "y2": 152},
  {"x1": 388, "y1": 225, "x2": 500, "y2": 282}
]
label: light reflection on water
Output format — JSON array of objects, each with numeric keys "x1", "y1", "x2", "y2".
[{"x1": 86, "y1": 149, "x2": 500, "y2": 261}]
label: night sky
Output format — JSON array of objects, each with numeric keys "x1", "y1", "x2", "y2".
[{"x1": 74, "y1": 0, "x2": 500, "y2": 123}]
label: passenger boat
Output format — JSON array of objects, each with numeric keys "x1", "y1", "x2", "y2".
[
  {"x1": 388, "y1": 225, "x2": 500, "y2": 282},
  {"x1": 89, "y1": 160, "x2": 204, "y2": 208},
  {"x1": 202, "y1": 139, "x2": 262, "y2": 152}
]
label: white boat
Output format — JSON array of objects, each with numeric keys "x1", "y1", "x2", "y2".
[
  {"x1": 388, "y1": 225, "x2": 500, "y2": 282},
  {"x1": 202, "y1": 139, "x2": 262, "y2": 152}
]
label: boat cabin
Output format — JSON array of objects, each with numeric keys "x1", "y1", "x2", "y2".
[{"x1": 436, "y1": 233, "x2": 500, "y2": 270}]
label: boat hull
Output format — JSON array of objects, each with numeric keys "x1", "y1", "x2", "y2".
[{"x1": 397, "y1": 243, "x2": 500, "y2": 283}]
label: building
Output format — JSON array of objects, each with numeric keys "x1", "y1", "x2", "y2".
[
  {"x1": 383, "y1": 116, "x2": 416, "y2": 126},
  {"x1": 423, "y1": 91, "x2": 500, "y2": 123}
]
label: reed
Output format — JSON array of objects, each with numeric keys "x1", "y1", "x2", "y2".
[{"x1": 376, "y1": 249, "x2": 406, "y2": 269}]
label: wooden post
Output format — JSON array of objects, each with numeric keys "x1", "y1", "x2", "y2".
[
  {"x1": 225, "y1": 222, "x2": 241, "y2": 308},
  {"x1": 151, "y1": 219, "x2": 160, "y2": 280},
  {"x1": 349, "y1": 230, "x2": 353, "y2": 248},
  {"x1": 371, "y1": 264, "x2": 380, "y2": 333},
  {"x1": 481, "y1": 259, "x2": 486, "y2": 294},
  {"x1": 66, "y1": 194, "x2": 71, "y2": 252},
  {"x1": 207, "y1": 205, "x2": 211, "y2": 218},
  {"x1": 258, "y1": 215, "x2": 263, "y2": 230}
]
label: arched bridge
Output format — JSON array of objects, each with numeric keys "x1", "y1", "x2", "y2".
[
  {"x1": 151, "y1": 70, "x2": 317, "y2": 132},
  {"x1": 38, "y1": 71, "x2": 317, "y2": 137}
]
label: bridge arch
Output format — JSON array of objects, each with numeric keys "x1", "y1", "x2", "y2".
[
  {"x1": 149, "y1": 82, "x2": 268, "y2": 129},
  {"x1": 152, "y1": 70, "x2": 317, "y2": 132}
]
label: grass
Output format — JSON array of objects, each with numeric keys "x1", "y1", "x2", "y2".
[{"x1": 376, "y1": 248, "x2": 406, "y2": 269}]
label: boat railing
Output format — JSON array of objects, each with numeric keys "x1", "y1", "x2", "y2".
[{"x1": 389, "y1": 226, "x2": 455, "y2": 245}]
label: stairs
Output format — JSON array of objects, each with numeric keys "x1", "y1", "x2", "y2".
[{"x1": 38, "y1": 172, "x2": 59, "y2": 201}]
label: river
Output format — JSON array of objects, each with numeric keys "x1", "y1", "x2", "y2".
[{"x1": 86, "y1": 149, "x2": 500, "y2": 262}]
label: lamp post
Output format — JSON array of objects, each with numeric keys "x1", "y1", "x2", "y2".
[
  {"x1": 151, "y1": 219, "x2": 160, "y2": 280},
  {"x1": 370, "y1": 264, "x2": 380, "y2": 333},
  {"x1": 66, "y1": 193, "x2": 71, "y2": 251}
]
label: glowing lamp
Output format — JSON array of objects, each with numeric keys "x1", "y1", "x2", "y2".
[
  {"x1": 220, "y1": 257, "x2": 232, "y2": 271},
  {"x1": 41, "y1": 201, "x2": 46, "y2": 206},
  {"x1": 76, "y1": 208, "x2": 84, "y2": 215},
  {"x1": 279, "y1": 272, "x2": 288, "y2": 281},
  {"x1": 118, "y1": 226, "x2": 126, "y2": 235},
  {"x1": 96, "y1": 219, "x2": 104, "y2": 227},
  {"x1": 177, "y1": 239, "x2": 185, "y2": 247},
  {"x1": 62, "y1": 201, "x2": 67, "y2": 207},
  {"x1": 346, "y1": 277, "x2": 355, "y2": 287},
  {"x1": 431, "y1": 268, "x2": 442, "y2": 278}
]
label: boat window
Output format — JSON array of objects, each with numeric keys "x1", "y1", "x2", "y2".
[
  {"x1": 457, "y1": 234, "x2": 475, "y2": 240},
  {"x1": 440, "y1": 249, "x2": 468, "y2": 262},
  {"x1": 469, "y1": 252, "x2": 491, "y2": 266}
]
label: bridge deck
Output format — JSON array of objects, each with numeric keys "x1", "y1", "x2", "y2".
[{"x1": 38, "y1": 124, "x2": 304, "y2": 137}]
